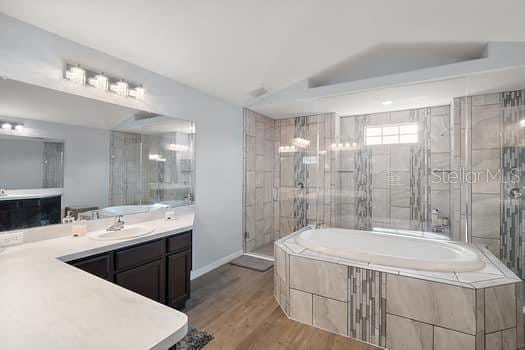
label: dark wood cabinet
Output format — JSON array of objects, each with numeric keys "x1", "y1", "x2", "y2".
[
  {"x1": 67, "y1": 230, "x2": 192, "y2": 310},
  {"x1": 116, "y1": 259, "x2": 165, "y2": 302},
  {"x1": 167, "y1": 249, "x2": 191, "y2": 308}
]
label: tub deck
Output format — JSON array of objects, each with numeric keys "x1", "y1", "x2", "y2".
[{"x1": 275, "y1": 229, "x2": 523, "y2": 350}]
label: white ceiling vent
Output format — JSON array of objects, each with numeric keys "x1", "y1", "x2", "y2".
[{"x1": 249, "y1": 86, "x2": 269, "y2": 99}]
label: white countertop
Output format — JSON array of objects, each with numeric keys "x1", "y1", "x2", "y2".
[
  {"x1": 0, "y1": 188, "x2": 63, "y2": 201},
  {"x1": 0, "y1": 212, "x2": 193, "y2": 350}
]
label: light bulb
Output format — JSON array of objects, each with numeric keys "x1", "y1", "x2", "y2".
[{"x1": 1, "y1": 122, "x2": 12, "y2": 130}]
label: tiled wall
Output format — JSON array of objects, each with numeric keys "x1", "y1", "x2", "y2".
[
  {"x1": 243, "y1": 109, "x2": 275, "y2": 251},
  {"x1": 332, "y1": 106, "x2": 451, "y2": 234}
]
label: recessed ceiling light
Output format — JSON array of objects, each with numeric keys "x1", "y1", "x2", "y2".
[{"x1": 382, "y1": 100, "x2": 393, "y2": 105}]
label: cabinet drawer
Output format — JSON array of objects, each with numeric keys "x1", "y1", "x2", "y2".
[
  {"x1": 72, "y1": 254, "x2": 111, "y2": 279},
  {"x1": 115, "y1": 239, "x2": 164, "y2": 271},
  {"x1": 167, "y1": 231, "x2": 191, "y2": 253}
]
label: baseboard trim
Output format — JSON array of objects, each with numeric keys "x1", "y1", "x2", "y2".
[{"x1": 190, "y1": 249, "x2": 243, "y2": 280}]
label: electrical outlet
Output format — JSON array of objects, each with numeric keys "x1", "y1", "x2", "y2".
[{"x1": 0, "y1": 231, "x2": 24, "y2": 247}]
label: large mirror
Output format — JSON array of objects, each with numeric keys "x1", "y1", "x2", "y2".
[{"x1": 0, "y1": 78, "x2": 195, "y2": 232}]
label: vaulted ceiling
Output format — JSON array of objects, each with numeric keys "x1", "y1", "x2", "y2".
[{"x1": 1, "y1": 0, "x2": 525, "y2": 106}]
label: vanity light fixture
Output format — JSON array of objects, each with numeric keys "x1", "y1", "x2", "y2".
[
  {"x1": 148, "y1": 153, "x2": 161, "y2": 160},
  {"x1": 109, "y1": 81, "x2": 129, "y2": 96},
  {"x1": 0, "y1": 121, "x2": 24, "y2": 131},
  {"x1": 64, "y1": 66, "x2": 86, "y2": 85},
  {"x1": 1, "y1": 122, "x2": 12, "y2": 130},
  {"x1": 279, "y1": 145, "x2": 297, "y2": 153},
  {"x1": 64, "y1": 63, "x2": 144, "y2": 100},
  {"x1": 87, "y1": 74, "x2": 109, "y2": 90},
  {"x1": 520, "y1": 119, "x2": 525, "y2": 128}
]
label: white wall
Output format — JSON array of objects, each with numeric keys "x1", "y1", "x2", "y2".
[
  {"x1": 0, "y1": 14, "x2": 243, "y2": 273},
  {"x1": 0, "y1": 117, "x2": 110, "y2": 209},
  {"x1": 0, "y1": 138, "x2": 44, "y2": 188}
]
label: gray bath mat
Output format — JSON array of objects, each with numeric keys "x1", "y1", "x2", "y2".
[
  {"x1": 174, "y1": 326, "x2": 213, "y2": 350},
  {"x1": 231, "y1": 255, "x2": 274, "y2": 272}
]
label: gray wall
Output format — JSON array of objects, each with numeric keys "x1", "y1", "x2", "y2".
[
  {"x1": 0, "y1": 138, "x2": 44, "y2": 188},
  {"x1": 0, "y1": 117, "x2": 110, "y2": 210},
  {"x1": 0, "y1": 14, "x2": 243, "y2": 275}
]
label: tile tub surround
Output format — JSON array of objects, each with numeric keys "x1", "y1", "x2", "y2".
[
  {"x1": 275, "y1": 232, "x2": 523, "y2": 350},
  {"x1": 0, "y1": 208, "x2": 193, "y2": 350}
]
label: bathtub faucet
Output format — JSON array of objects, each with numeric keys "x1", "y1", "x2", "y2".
[{"x1": 314, "y1": 222, "x2": 323, "y2": 229}]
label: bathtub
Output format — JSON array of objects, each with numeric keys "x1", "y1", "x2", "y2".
[
  {"x1": 295, "y1": 227, "x2": 485, "y2": 272},
  {"x1": 274, "y1": 227, "x2": 523, "y2": 349}
]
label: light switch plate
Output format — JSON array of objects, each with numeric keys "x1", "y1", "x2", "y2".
[{"x1": 0, "y1": 231, "x2": 24, "y2": 247}]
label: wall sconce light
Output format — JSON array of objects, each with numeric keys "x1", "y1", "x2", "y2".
[
  {"x1": 166, "y1": 144, "x2": 190, "y2": 152},
  {"x1": 64, "y1": 63, "x2": 144, "y2": 100},
  {"x1": 1, "y1": 121, "x2": 24, "y2": 131}
]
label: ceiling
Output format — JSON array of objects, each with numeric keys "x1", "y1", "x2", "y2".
[{"x1": 1, "y1": 0, "x2": 525, "y2": 107}]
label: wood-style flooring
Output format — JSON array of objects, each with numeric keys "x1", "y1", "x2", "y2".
[{"x1": 184, "y1": 263, "x2": 380, "y2": 350}]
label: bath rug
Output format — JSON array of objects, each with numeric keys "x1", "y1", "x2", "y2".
[
  {"x1": 174, "y1": 326, "x2": 214, "y2": 350},
  {"x1": 231, "y1": 255, "x2": 274, "y2": 272}
]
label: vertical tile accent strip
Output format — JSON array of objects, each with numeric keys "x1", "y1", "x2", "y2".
[
  {"x1": 501, "y1": 90, "x2": 525, "y2": 278},
  {"x1": 348, "y1": 266, "x2": 387, "y2": 347},
  {"x1": 355, "y1": 115, "x2": 372, "y2": 230}
]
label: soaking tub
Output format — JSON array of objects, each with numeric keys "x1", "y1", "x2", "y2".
[
  {"x1": 274, "y1": 226, "x2": 523, "y2": 350},
  {"x1": 296, "y1": 228, "x2": 484, "y2": 272}
]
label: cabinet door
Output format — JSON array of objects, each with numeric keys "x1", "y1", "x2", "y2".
[
  {"x1": 71, "y1": 254, "x2": 112, "y2": 280},
  {"x1": 167, "y1": 250, "x2": 191, "y2": 309},
  {"x1": 115, "y1": 259, "x2": 165, "y2": 303}
]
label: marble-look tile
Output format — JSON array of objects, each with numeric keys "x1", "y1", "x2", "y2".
[
  {"x1": 244, "y1": 110, "x2": 256, "y2": 135},
  {"x1": 245, "y1": 171, "x2": 256, "y2": 206},
  {"x1": 255, "y1": 220, "x2": 265, "y2": 247},
  {"x1": 264, "y1": 141, "x2": 273, "y2": 171},
  {"x1": 290, "y1": 255, "x2": 348, "y2": 301},
  {"x1": 503, "y1": 327, "x2": 517, "y2": 350},
  {"x1": 391, "y1": 185, "x2": 409, "y2": 208},
  {"x1": 471, "y1": 193, "x2": 500, "y2": 239},
  {"x1": 472, "y1": 104, "x2": 500, "y2": 150},
  {"x1": 486, "y1": 331, "x2": 502, "y2": 350},
  {"x1": 472, "y1": 149, "x2": 501, "y2": 194},
  {"x1": 431, "y1": 152, "x2": 451, "y2": 171},
  {"x1": 431, "y1": 190, "x2": 450, "y2": 217},
  {"x1": 476, "y1": 288, "x2": 485, "y2": 334},
  {"x1": 313, "y1": 295, "x2": 347, "y2": 336},
  {"x1": 245, "y1": 135, "x2": 256, "y2": 171},
  {"x1": 431, "y1": 105, "x2": 450, "y2": 116},
  {"x1": 472, "y1": 93, "x2": 500, "y2": 106},
  {"x1": 390, "y1": 109, "x2": 411, "y2": 122},
  {"x1": 472, "y1": 237, "x2": 501, "y2": 259},
  {"x1": 256, "y1": 155, "x2": 265, "y2": 187},
  {"x1": 386, "y1": 314, "x2": 433, "y2": 350},
  {"x1": 371, "y1": 154, "x2": 389, "y2": 189},
  {"x1": 485, "y1": 284, "x2": 517, "y2": 333},
  {"x1": 368, "y1": 112, "x2": 390, "y2": 125},
  {"x1": 245, "y1": 205, "x2": 255, "y2": 239},
  {"x1": 280, "y1": 155, "x2": 295, "y2": 187},
  {"x1": 431, "y1": 114, "x2": 451, "y2": 153},
  {"x1": 275, "y1": 245, "x2": 287, "y2": 281},
  {"x1": 290, "y1": 289, "x2": 313, "y2": 325},
  {"x1": 516, "y1": 282, "x2": 524, "y2": 349},
  {"x1": 338, "y1": 152, "x2": 355, "y2": 171},
  {"x1": 434, "y1": 326, "x2": 475, "y2": 350},
  {"x1": 341, "y1": 203, "x2": 356, "y2": 228},
  {"x1": 264, "y1": 203, "x2": 273, "y2": 235},
  {"x1": 340, "y1": 116, "x2": 356, "y2": 140},
  {"x1": 255, "y1": 188, "x2": 264, "y2": 220},
  {"x1": 256, "y1": 121, "x2": 265, "y2": 155},
  {"x1": 390, "y1": 207, "x2": 410, "y2": 229},
  {"x1": 264, "y1": 172, "x2": 273, "y2": 203},
  {"x1": 390, "y1": 145, "x2": 411, "y2": 171},
  {"x1": 387, "y1": 274, "x2": 476, "y2": 334},
  {"x1": 372, "y1": 189, "x2": 390, "y2": 223}
]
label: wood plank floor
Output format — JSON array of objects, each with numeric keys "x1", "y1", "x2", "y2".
[{"x1": 185, "y1": 263, "x2": 380, "y2": 350}]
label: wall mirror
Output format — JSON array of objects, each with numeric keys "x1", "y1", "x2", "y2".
[{"x1": 0, "y1": 78, "x2": 195, "y2": 232}]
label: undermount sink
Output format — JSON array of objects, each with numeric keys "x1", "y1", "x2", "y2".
[{"x1": 88, "y1": 225, "x2": 154, "y2": 241}]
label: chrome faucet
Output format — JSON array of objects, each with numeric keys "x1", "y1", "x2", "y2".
[
  {"x1": 107, "y1": 215, "x2": 125, "y2": 231},
  {"x1": 0, "y1": 185, "x2": 6, "y2": 196}
]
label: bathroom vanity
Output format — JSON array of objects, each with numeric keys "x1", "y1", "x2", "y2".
[
  {"x1": 0, "y1": 209, "x2": 193, "y2": 350},
  {"x1": 67, "y1": 230, "x2": 192, "y2": 309}
]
